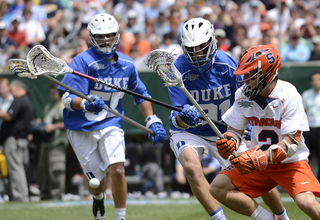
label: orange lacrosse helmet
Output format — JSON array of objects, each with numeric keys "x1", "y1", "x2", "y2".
[{"x1": 234, "y1": 45, "x2": 282, "y2": 100}]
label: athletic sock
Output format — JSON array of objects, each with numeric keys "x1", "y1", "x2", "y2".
[
  {"x1": 274, "y1": 208, "x2": 290, "y2": 220},
  {"x1": 250, "y1": 205, "x2": 274, "y2": 220},
  {"x1": 209, "y1": 207, "x2": 227, "y2": 220},
  {"x1": 115, "y1": 208, "x2": 126, "y2": 220},
  {"x1": 93, "y1": 192, "x2": 104, "y2": 200}
]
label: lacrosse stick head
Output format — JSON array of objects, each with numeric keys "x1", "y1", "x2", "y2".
[
  {"x1": 145, "y1": 49, "x2": 183, "y2": 87},
  {"x1": 26, "y1": 45, "x2": 72, "y2": 77},
  {"x1": 8, "y1": 59, "x2": 38, "y2": 79}
]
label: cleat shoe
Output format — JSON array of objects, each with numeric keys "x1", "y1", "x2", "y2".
[{"x1": 92, "y1": 197, "x2": 106, "y2": 220}]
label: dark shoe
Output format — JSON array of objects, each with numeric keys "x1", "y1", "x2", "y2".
[{"x1": 92, "y1": 197, "x2": 106, "y2": 220}]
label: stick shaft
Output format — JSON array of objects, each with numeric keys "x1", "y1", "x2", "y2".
[
  {"x1": 72, "y1": 70, "x2": 227, "y2": 128},
  {"x1": 41, "y1": 74, "x2": 154, "y2": 135},
  {"x1": 179, "y1": 85, "x2": 238, "y2": 157}
]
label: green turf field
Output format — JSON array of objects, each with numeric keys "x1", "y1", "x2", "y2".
[{"x1": 0, "y1": 194, "x2": 314, "y2": 220}]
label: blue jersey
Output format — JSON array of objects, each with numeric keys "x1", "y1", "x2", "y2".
[
  {"x1": 58, "y1": 48, "x2": 150, "y2": 131},
  {"x1": 168, "y1": 50, "x2": 238, "y2": 136}
]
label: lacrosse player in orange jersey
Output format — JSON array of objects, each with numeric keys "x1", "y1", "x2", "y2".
[{"x1": 210, "y1": 45, "x2": 320, "y2": 220}]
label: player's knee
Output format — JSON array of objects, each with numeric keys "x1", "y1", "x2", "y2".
[
  {"x1": 109, "y1": 164, "x2": 125, "y2": 181},
  {"x1": 295, "y1": 192, "x2": 316, "y2": 212},
  {"x1": 183, "y1": 162, "x2": 201, "y2": 180}
]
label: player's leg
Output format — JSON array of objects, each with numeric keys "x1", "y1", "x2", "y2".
[
  {"x1": 261, "y1": 188, "x2": 290, "y2": 220},
  {"x1": 99, "y1": 126, "x2": 126, "y2": 220},
  {"x1": 294, "y1": 191, "x2": 320, "y2": 219},
  {"x1": 210, "y1": 173, "x2": 275, "y2": 220},
  {"x1": 67, "y1": 130, "x2": 107, "y2": 220},
  {"x1": 108, "y1": 162, "x2": 127, "y2": 219},
  {"x1": 170, "y1": 132, "x2": 227, "y2": 220}
]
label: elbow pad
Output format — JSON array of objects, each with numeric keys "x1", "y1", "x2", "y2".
[
  {"x1": 282, "y1": 139, "x2": 298, "y2": 157},
  {"x1": 62, "y1": 92, "x2": 77, "y2": 111}
]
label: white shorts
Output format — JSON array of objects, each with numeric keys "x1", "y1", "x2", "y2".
[
  {"x1": 67, "y1": 126, "x2": 126, "y2": 181},
  {"x1": 170, "y1": 131, "x2": 248, "y2": 169}
]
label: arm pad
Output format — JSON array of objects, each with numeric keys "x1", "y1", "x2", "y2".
[{"x1": 62, "y1": 92, "x2": 77, "y2": 111}]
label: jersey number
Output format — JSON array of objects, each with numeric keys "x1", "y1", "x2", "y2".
[
  {"x1": 258, "y1": 130, "x2": 279, "y2": 151},
  {"x1": 85, "y1": 92, "x2": 124, "y2": 121},
  {"x1": 198, "y1": 100, "x2": 230, "y2": 124}
]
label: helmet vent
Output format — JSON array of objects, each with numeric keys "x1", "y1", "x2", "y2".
[
  {"x1": 185, "y1": 24, "x2": 189, "y2": 30},
  {"x1": 198, "y1": 22, "x2": 203, "y2": 28}
]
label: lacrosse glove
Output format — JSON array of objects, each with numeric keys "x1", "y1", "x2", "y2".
[
  {"x1": 216, "y1": 132, "x2": 238, "y2": 160},
  {"x1": 179, "y1": 104, "x2": 202, "y2": 128},
  {"x1": 229, "y1": 145, "x2": 267, "y2": 175},
  {"x1": 145, "y1": 115, "x2": 167, "y2": 144},
  {"x1": 80, "y1": 95, "x2": 105, "y2": 113}
]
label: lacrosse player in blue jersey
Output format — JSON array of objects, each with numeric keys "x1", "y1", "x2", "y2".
[
  {"x1": 58, "y1": 13, "x2": 166, "y2": 220},
  {"x1": 168, "y1": 17, "x2": 290, "y2": 220}
]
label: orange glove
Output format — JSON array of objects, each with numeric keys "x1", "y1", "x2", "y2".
[
  {"x1": 230, "y1": 145, "x2": 267, "y2": 175},
  {"x1": 216, "y1": 132, "x2": 237, "y2": 160}
]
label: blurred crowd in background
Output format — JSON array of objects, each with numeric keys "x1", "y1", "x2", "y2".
[{"x1": 0, "y1": 0, "x2": 320, "y2": 73}]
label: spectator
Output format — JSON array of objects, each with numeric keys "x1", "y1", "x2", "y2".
[
  {"x1": 117, "y1": 21, "x2": 135, "y2": 54},
  {"x1": 113, "y1": 0, "x2": 145, "y2": 26},
  {"x1": 7, "y1": 15, "x2": 28, "y2": 51},
  {"x1": 310, "y1": 35, "x2": 320, "y2": 60},
  {"x1": 60, "y1": 38, "x2": 88, "y2": 65},
  {"x1": 215, "y1": 28, "x2": 230, "y2": 52},
  {"x1": 280, "y1": 31, "x2": 311, "y2": 62},
  {"x1": 252, "y1": 22, "x2": 279, "y2": 50},
  {"x1": 0, "y1": 79, "x2": 34, "y2": 202},
  {"x1": 289, "y1": 6, "x2": 306, "y2": 33},
  {"x1": 242, "y1": 0, "x2": 263, "y2": 40},
  {"x1": 129, "y1": 46, "x2": 145, "y2": 68},
  {"x1": 19, "y1": 7, "x2": 46, "y2": 48},
  {"x1": 144, "y1": 0, "x2": 164, "y2": 24},
  {"x1": 37, "y1": 84, "x2": 69, "y2": 201},
  {"x1": 313, "y1": 19, "x2": 320, "y2": 35},
  {"x1": 24, "y1": 0, "x2": 47, "y2": 32},
  {"x1": 159, "y1": 32, "x2": 183, "y2": 55},
  {"x1": 302, "y1": 71, "x2": 320, "y2": 181},
  {"x1": 153, "y1": 10, "x2": 170, "y2": 41},
  {"x1": 6, "y1": 0, "x2": 25, "y2": 20},
  {"x1": 124, "y1": 29, "x2": 151, "y2": 57},
  {"x1": 41, "y1": 0, "x2": 64, "y2": 47},
  {"x1": 299, "y1": 9, "x2": 317, "y2": 40},
  {"x1": 0, "y1": 78, "x2": 13, "y2": 128},
  {"x1": 0, "y1": 21, "x2": 16, "y2": 69},
  {"x1": 126, "y1": 9, "x2": 145, "y2": 35},
  {"x1": 267, "y1": 0, "x2": 291, "y2": 37}
]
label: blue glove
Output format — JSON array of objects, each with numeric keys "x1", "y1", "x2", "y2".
[
  {"x1": 179, "y1": 104, "x2": 201, "y2": 128},
  {"x1": 80, "y1": 95, "x2": 105, "y2": 113},
  {"x1": 145, "y1": 115, "x2": 167, "y2": 144}
]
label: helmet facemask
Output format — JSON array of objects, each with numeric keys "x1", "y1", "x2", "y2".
[
  {"x1": 237, "y1": 60, "x2": 279, "y2": 100},
  {"x1": 89, "y1": 32, "x2": 120, "y2": 55},
  {"x1": 182, "y1": 37, "x2": 217, "y2": 73}
]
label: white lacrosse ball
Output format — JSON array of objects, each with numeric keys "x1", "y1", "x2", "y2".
[{"x1": 89, "y1": 178, "x2": 100, "y2": 189}]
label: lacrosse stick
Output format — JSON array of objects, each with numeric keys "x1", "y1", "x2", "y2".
[
  {"x1": 26, "y1": 45, "x2": 227, "y2": 128},
  {"x1": 8, "y1": 59, "x2": 155, "y2": 136},
  {"x1": 146, "y1": 49, "x2": 238, "y2": 157}
]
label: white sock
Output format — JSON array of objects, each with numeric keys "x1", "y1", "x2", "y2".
[
  {"x1": 210, "y1": 207, "x2": 227, "y2": 220},
  {"x1": 93, "y1": 192, "x2": 104, "y2": 200},
  {"x1": 250, "y1": 205, "x2": 273, "y2": 220},
  {"x1": 274, "y1": 208, "x2": 290, "y2": 220},
  {"x1": 115, "y1": 208, "x2": 126, "y2": 220},
  {"x1": 106, "y1": 189, "x2": 112, "y2": 196}
]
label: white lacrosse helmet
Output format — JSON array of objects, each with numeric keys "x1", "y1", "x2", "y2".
[
  {"x1": 180, "y1": 17, "x2": 217, "y2": 73},
  {"x1": 87, "y1": 13, "x2": 120, "y2": 58}
]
